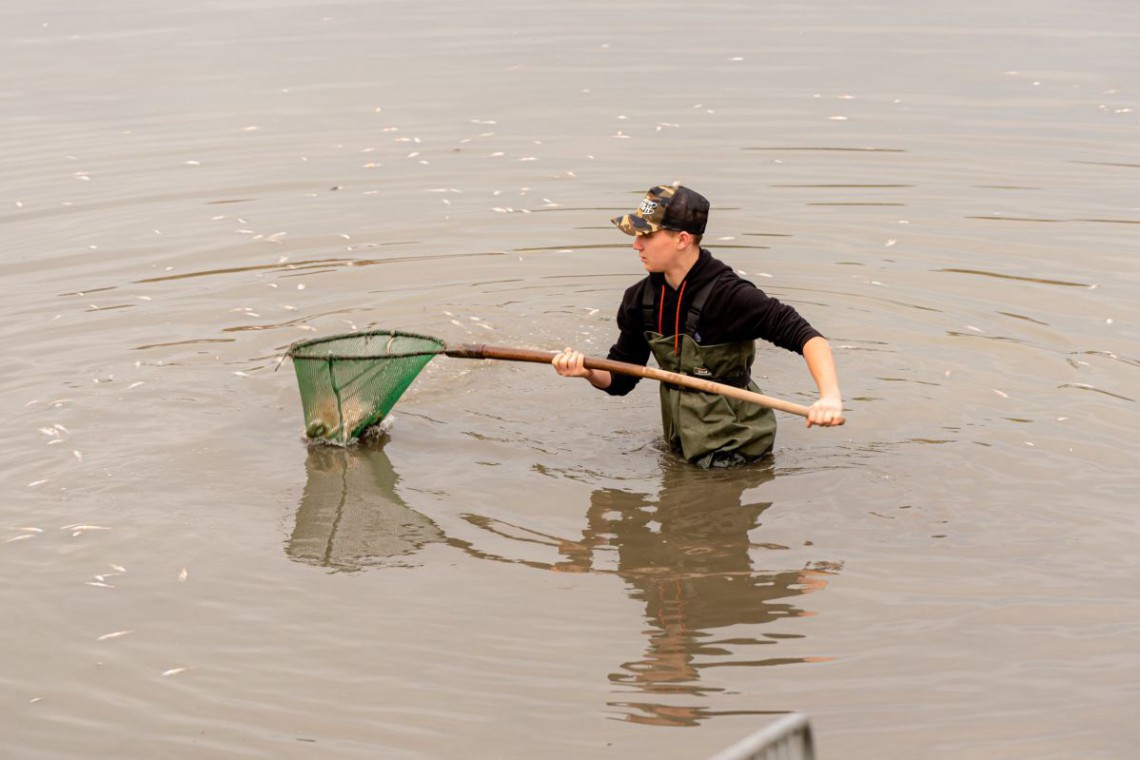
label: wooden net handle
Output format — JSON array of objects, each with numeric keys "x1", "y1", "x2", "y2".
[{"x1": 446, "y1": 343, "x2": 830, "y2": 421}]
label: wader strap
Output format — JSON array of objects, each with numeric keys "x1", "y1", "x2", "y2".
[
  {"x1": 641, "y1": 269, "x2": 731, "y2": 341},
  {"x1": 641, "y1": 283, "x2": 657, "y2": 335}
]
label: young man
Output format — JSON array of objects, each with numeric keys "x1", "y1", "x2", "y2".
[{"x1": 552, "y1": 183, "x2": 844, "y2": 468}]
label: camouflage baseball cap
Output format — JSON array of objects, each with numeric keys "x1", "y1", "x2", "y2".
[{"x1": 611, "y1": 184, "x2": 710, "y2": 236}]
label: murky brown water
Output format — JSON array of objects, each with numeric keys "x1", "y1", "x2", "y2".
[{"x1": 4, "y1": 1, "x2": 1138, "y2": 758}]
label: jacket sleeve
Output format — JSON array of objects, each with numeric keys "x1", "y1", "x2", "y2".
[
  {"x1": 602, "y1": 283, "x2": 652, "y2": 396},
  {"x1": 711, "y1": 277, "x2": 823, "y2": 353}
]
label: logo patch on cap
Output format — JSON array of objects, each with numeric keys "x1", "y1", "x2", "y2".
[{"x1": 612, "y1": 183, "x2": 709, "y2": 237}]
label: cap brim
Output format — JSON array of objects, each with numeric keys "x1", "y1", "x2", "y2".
[{"x1": 612, "y1": 214, "x2": 658, "y2": 236}]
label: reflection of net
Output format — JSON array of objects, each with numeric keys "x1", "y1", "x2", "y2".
[
  {"x1": 287, "y1": 330, "x2": 443, "y2": 445},
  {"x1": 288, "y1": 445, "x2": 446, "y2": 571}
]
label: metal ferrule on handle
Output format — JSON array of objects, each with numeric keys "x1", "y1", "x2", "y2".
[{"x1": 445, "y1": 343, "x2": 820, "y2": 420}]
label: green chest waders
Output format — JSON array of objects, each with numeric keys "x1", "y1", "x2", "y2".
[{"x1": 646, "y1": 332, "x2": 777, "y2": 467}]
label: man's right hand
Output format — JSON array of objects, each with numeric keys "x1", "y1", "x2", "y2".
[
  {"x1": 552, "y1": 347, "x2": 591, "y2": 378},
  {"x1": 552, "y1": 348, "x2": 612, "y2": 389}
]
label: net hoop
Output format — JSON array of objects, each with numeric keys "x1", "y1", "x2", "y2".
[
  {"x1": 285, "y1": 329, "x2": 447, "y2": 446},
  {"x1": 286, "y1": 329, "x2": 446, "y2": 361}
]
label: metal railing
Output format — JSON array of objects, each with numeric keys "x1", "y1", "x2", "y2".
[{"x1": 707, "y1": 713, "x2": 816, "y2": 760}]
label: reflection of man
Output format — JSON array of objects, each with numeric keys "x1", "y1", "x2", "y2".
[
  {"x1": 553, "y1": 461, "x2": 840, "y2": 727},
  {"x1": 287, "y1": 442, "x2": 840, "y2": 727},
  {"x1": 289, "y1": 442, "x2": 445, "y2": 572}
]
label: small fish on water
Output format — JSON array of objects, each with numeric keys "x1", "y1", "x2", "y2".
[{"x1": 96, "y1": 630, "x2": 134, "y2": 641}]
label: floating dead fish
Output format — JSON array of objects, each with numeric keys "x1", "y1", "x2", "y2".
[
  {"x1": 179, "y1": 568, "x2": 188, "y2": 582},
  {"x1": 63, "y1": 525, "x2": 112, "y2": 536},
  {"x1": 4, "y1": 534, "x2": 34, "y2": 543},
  {"x1": 161, "y1": 667, "x2": 190, "y2": 677},
  {"x1": 96, "y1": 630, "x2": 134, "y2": 641},
  {"x1": 85, "y1": 581, "x2": 114, "y2": 588}
]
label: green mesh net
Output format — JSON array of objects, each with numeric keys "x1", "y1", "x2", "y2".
[{"x1": 286, "y1": 330, "x2": 445, "y2": 445}]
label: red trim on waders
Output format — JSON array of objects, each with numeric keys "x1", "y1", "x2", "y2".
[
  {"x1": 655, "y1": 281, "x2": 689, "y2": 356},
  {"x1": 672, "y1": 280, "x2": 687, "y2": 356},
  {"x1": 643, "y1": 266, "x2": 729, "y2": 356}
]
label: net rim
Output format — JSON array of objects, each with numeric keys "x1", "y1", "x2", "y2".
[{"x1": 286, "y1": 329, "x2": 446, "y2": 361}]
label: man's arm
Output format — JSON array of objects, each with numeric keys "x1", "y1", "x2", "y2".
[
  {"x1": 552, "y1": 282, "x2": 650, "y2": 395},
  {"x1": 802, "y1": 336, "x2": 844, "y2": 428},
  {"x1": 552, "y1": 348, "x2": 612, "y2": 389}
]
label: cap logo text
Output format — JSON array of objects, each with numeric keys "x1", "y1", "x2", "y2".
[{"x1": 638, "y1": 200, "x2": 658, "y2": 215}]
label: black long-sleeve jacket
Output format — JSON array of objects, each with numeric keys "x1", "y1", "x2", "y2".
[{"x1": 604, "y1": 249, "x2": 823, "y2": 396}]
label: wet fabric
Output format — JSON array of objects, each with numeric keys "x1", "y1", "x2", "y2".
[{"x1": 646, "y1": 331, "x2": 777, "y2": 468}]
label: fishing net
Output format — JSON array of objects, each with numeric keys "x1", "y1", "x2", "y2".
[{"x1": 286, "y1": 330, "x2": 444, "y2": 445}]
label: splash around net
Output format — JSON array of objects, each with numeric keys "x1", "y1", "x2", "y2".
[{"x1": 286, "y1": 330, "x2": 447, "y2": 446}]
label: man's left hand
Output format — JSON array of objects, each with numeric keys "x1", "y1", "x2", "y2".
[{"x1": 807, "y1": 398, "x2": 845, "y2": 427}]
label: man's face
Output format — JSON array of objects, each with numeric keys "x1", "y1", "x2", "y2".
[{"x1": 632, "y1": 229, "x2": 682, "y2": 273}]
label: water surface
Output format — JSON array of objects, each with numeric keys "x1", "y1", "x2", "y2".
[{"x1": 3, "y1": 1, "x2": 1138, "y2": 758}]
